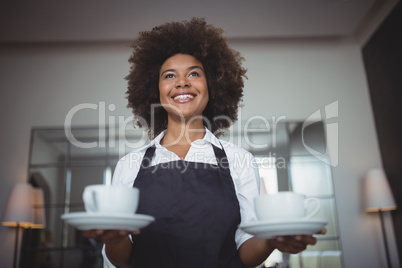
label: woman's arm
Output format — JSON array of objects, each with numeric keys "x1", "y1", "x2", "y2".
[
  {"x1": 238, "y1": 237, "x2": 275, "y2": 268},
  {"x1": 91, "y1": 152, "x2": 142, "y2": 267},
  {"x1": 84, "y1": 230, "x2": 136, "y2": 268}
]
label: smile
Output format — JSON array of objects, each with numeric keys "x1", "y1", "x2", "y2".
[{"x1": 173, "y1": 94, "x2": 195, "y2": 100}]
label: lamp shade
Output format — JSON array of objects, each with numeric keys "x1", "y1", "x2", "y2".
[
  {"x1": 2, "y1": 183, "x2": 34, "y2": 228},
  {"x1": 365, "y1": 169, "x2": 397, "y2": 212}
]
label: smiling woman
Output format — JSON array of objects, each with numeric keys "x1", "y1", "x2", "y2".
[{"x1": 78, "y1": 18, "x2": 327, "y2": 268}]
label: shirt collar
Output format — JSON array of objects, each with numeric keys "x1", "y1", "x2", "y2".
[
  {"x1": 150, "y1": 128, "x2": 222, "y2": 149},
  {"x1": 203, "y1": 128, "x2": 222, "y2": 149},
  {"x1": 151, "y1": 130, "x2": 167, "y2": 149}
]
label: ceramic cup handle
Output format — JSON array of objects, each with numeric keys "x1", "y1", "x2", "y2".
[
  {"x1": 83, "y1": 188, "x2": 98, "y2": 213},
  {"x1": 304, "y1": 198, "x2": 320, "y2": 219}
]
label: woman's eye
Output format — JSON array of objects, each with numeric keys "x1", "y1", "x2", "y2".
[
  {"x1": 165, "y1": 73, "x2": 175, "y2": 79},
  {"x1": 189, "y1": 72, "x2": 200, "y2": 77}
]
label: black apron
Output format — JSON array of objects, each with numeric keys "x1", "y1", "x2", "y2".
[{"x1": 131, "y1": 144, "x2": 244, "y2": 268}]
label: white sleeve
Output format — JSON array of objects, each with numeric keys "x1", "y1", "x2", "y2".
[
  {"x1": 111, "y1": 151, "x2": 144, "y2": 187},
  {"x1": 102, "y1": 245, "x2": 117, "y2": 268},
  {"x1": 231, "y1": 151, "x2": 260, "y2": 248},
  {"x1": 111, "y1": 158, "x2": 124, "y2": 186}
]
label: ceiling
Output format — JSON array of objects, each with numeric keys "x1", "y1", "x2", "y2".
[{"x1": 0, "y1": 0, "x2": 398, "y2": 45}]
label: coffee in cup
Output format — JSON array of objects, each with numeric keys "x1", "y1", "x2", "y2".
[
  {"x1": 254, "y1": 191, "x2": 320, "y2": 221},
  {"x1": 83, "y1": 184, "x2": 139, "y2": 215}
]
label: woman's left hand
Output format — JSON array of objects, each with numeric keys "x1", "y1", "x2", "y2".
[{"x1": 269, "y1": 228, "x2": 327, "y2": 254}]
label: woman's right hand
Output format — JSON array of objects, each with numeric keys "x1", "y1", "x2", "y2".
[
  {"x1": 83, "y1": 229, "x2": 140, "y2": 245},
  {"x1": 83, "y1": 229, "x2": 139, "y2": 268}
]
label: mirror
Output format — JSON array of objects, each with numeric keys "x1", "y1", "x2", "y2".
[
  {"x1": 24, "y1": 121, "x2": 342, "y2": 268},
  {"x1": 221, "y1": 120, "x2": 342, "y2": 267}
]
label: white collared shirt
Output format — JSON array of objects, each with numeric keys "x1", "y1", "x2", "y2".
[{"x1": 103, "y1": 128, "x2": 260, "y2": 267}]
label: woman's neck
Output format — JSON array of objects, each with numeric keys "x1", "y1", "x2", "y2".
[{"x1": 161, "y1": 118, "x2": 206, "y2": 147}]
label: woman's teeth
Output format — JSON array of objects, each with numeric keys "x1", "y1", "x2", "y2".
[{"x1": 173, "y1": 94, "x2": 194, "y2": 100}]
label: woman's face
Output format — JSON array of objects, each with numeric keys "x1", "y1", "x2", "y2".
[{"x1": 159, "y1": 54, "x2": 209, "y2": 122}]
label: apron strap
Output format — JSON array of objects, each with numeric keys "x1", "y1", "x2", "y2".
[
  {"x1": 140, "y1": 145, "x2": 156, "y2": 168},
  {"x1": 212, "y1": 143, "x2": 229, "y2": 170}
]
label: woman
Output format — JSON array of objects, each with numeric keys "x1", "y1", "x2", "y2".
[{"x1": 85, "y1": 18, "x2": 322, "y2": 268}]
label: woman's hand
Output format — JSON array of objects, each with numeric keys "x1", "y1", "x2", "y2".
[
  {"x1": 270, "y1": 228, "x2": 327, "y2": 254},
  {"x1": 83, "y1": 229, "x2": 140, "y2": 245},
  {"x1": 239, "y1": 228, "x2": 326, "y2": 268},
  {"x1": 83, "y1": 229, "x2": 140, "y2": 268}
]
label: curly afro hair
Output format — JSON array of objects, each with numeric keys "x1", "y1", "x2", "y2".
[{"x1": 126, "y1": 17, "x2": 247, "y2": 138}]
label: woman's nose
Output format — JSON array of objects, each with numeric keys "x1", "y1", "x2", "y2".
[{"x1": 176, "y1": 77, "x2": 190, "y2": 88}]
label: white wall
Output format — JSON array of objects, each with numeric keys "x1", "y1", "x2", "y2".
[
  {"x1": 0, "y1": 38, "x2": 395, "y2": 267},
  {"x1": 0, "y1": 42, "x2": 133, "y2": 267}
]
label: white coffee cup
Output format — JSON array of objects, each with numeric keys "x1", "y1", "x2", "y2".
[
  {"x1": 254, "y1": 191, "x2": 320, "y2": 221},
  {"x1": 83, "y1": 185, "x2": 139, "y2": 214}
]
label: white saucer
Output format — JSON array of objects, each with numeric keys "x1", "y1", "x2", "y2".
[
  {"x1": 239, "y1": 218, "x2": 327, "y2": 239},
  {"x1": 61, "y1": 212, "x2": 155, "y2": 231}
]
